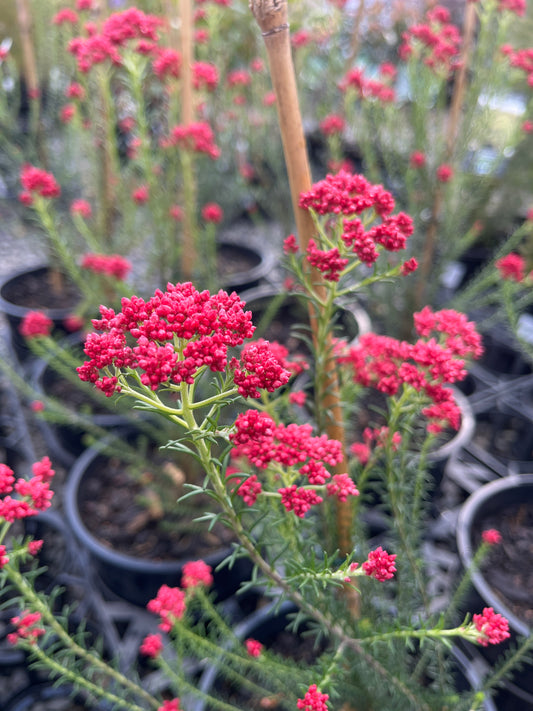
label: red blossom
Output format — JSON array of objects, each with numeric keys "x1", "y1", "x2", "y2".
[
  {"x1": 473, "y1": 607, "x2": 510, "y2": 646},
  {"x1": 158, "y1": 700, "x2": 181, "y2": 711},
  {"x1": 132, "y1": 185, "x2": 149, "y2": 204},
  {"x1": 226, "y1": 69, "x2": 251, "y2": 88},
  {"x1": 283, "y1": 234, "x2": 299, "y2": 253},
  {"x1": 410, "y1": 151, "x2": 426, "y2": 168},
  {"x1": 236, "y1": 474, "x2": 262, "y2": 505},
  {"x1": 482, "y1": 529, "x2": 502, "y2": 545},
  {"x1": 140, "y1": 634, "x2": 163, "y2": 657},
  {"x1": 289, "y1": 390, "x2": 307, "y2": 406},
  {"x1": 231, "y1": 340, "x2": 291, "y2": 398},
  {"x1": 169, "y1": 122, "x2": 220, "y2": 159},
  {"x1": 7, "y1": 611, "x2": 45, "y2": 646},
  {"x1": 201, "y1": 202, "x2": 223, "y2": 223},
  {"x1": 326, "y1": 473, "x2": 359, "y2": 502},
  {"x1": 153, "y1": 48, "x2": 181, "y2": 79},
  {"x1": 0, "y1": 465, "x2": 15, "y2": 496},
  {"x1": 401, "y1": 257, "x2": 418, "y2": 275},
  {"x1": 181, "y1": 560, "x2": 213, "y2": 589},
  {"x1": 496, "y1": 253, "x2": 525, "y2": 282},
  {"x1": 362, "y1": 546, "x2": 396, "y2": 581},
  {"x1": 81, "y1": 253, "x2": 132, "y2": 280},
  {"x1": 297, "y1": 684, "x2": 329, "y2": 711},
  {"x1": 278, "y1": 485, "x2": 323, "y2": 517},
  {"x1": 0, "y1": 545, "x2": 8, "y2": 569},
  {"x1": 436, "y1": 164, "x2": 454, "y2": 182},
  {"x1": 319, "y1": 114, "x2": 345, "y2": 136},
  {"x1": 52, "y1": 9, "x2": 79, "y2": 24},
  {"x1": 147, "y1": 585, "x2": 186, "y2": 632},
  {"x1": 19, "y1": 311, "x2": 53, "y2": 339},
  {"x1": 27, "y1": 539, "x2": 43, "y2": 556},
  {"x1": 20, "y1": 165, "x2": 61, "y2": 199},
  {"x1": 245, "y1": 638, "x2": 263, "y2": 657},
  {"x1": 306, "y1": 239, "x2": 349, "y2": 282},
  {"x1": 291, "y1": 30, "x2": 312, "y2": 49},
  {"x1": 60, "y1": 104, "x2": 76, "y2": 123},
  {"x1": 78, "y1": 283, "x2": 255, "y2": 395},
  {"x1": 70, "y1": 199, "x2": 92, "y2": 218},
  {"x1": 193, "y1": 61, "x2": 219, "y2": 91}
]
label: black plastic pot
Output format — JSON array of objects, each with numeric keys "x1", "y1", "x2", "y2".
[
  {"x1": 216, "y1": 230, "x2": 278, "y2": 293},
  {"x1": 0, "y1": 265, "x2": 82, "y2": 364},
  {"x1": 457, "y1": 474, "x2": 533, "y2": 709},
  {"x1": 64, "y1": 439, "x2": 250, "y2": 607}
]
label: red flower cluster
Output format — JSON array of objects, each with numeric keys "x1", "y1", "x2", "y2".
[
  {"x1": 68, "y1": 8, "x2": 163, "y2": 72},
  {"x1": 306, "y1": 239, "x2": 349, "y2": 282},
  {"x1": 245, "y1": 638, "x2": 263, "y2": 657},
  {"x1": 193, "y1": 61, "x2": 219, "y2": 91},
  {"x1": 226, "y1": 69, "x2": 251, "y2": 88},
  {"x1": 297, "y1": 684, "x2": 329, "y2": 711},
  {"x1": 340, "y1": 67, "x2": 396, "y2": 103},
  {"x1": 168, "y1": 122, "x2": 220, "y2": 159},
  {"x1": 181, "y1": 560, "x2": 213, "y2": 589},
  {"x1": 296, "y1": 170, "x2": 413, "y2": 270},
  {"x1": 77, "y1": 283, "x2": 257, "y2": 396},
  {"x1": 153, "y1": 48, "x2": 181, "y2": 79},
  {"x1": 147, "y1": 584, "x2": 186, "y2": 632},
  {"x1": 0, "y1": 458, "x2": 55, "y2": 524},
  {"x1": 482, "y1": 529, "x2": 502, "y2": 546},
  {"x1": 496, "y1": 252, "x2": 526, "y2": 282},
  {"x1": 230, "y1": 410, "x2": 357, "y2": 516},
  {"x1": 231, "y1": 340, "x2": 291, "y2": 398},
  {"x1": 19, "y1": 311, "x2": 53, "y2": 339},
  {"x1": 19, "y1": 164, "x2": 61, "y2": 203},
  {"x1": 362, "y1": 546, "x2": 397, "y2": 581},
  {"x1": 7, "y1": 611, "x2": 45, "y2": 646},
  {"x1": 139, "y1": 633, "x2": 163, "y2": 658},
  {"x1": 201, "y1": 202, "x2": 224, "y2": 223},
  {"x1": 81, "y1": 253, "x2": 132, "y2": 280},
  {"x1": 399, "y1": 6, "x2": 461, "y2": 74},
  {"x1": 70, "y1": 198, "x2": 92, "y2": 218},
  {"x1": 340, "y1": 307, "x2": 483, "y2": 432},
  {"x1": 473, "y1": 607, "x2": 510, "y2": 646},
  {"x1": 319, "y1": 114, "x2": 345, "y2": 136}
]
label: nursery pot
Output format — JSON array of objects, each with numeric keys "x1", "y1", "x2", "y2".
[
  {"x1": 0, "y1": 265, "x2": 82, "y2": 363},
  {"x1": 64, "y1": 438, "x2": 250, "y2": 607},
  {"x1": 457, "y1": 474, "x2": 533, "y2": 708},
  {"x1": 215, "y1": 231, "x2": 278, "y2": 293}
]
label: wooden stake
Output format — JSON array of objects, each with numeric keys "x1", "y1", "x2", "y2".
[{"x1": 250, "y1": 0, "x2": 352, "y2": 556}]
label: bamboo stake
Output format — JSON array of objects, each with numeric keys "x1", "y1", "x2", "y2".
[
  {"x1": 249, "y1": 0, "x2": 352, "y2": 557},
  {"x1": 179, "y1": 0, "x2": 197, "y2": 280},
  {"x1": 414, "y1": 3, "x2": 477, "y2": 312}
]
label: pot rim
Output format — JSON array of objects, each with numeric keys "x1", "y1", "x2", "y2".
[
  {"x1": 216, "y1": 236, "x2": 278, "y2": 288},
  {"x1": 0, "y1": 264, "x2": 80, "y2": 319},
  {"x1": 456, "y1": 473, "x2": 533, "y2": 637}
]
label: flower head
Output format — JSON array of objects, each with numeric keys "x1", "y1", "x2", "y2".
[
  {"x1": 140, "y1": 633, "x2": 164, "y2": 658},
  {"x1": 181, "y1": 560, "x2": 213, "y2": 589},
  {"x1": 362, "y1": 546, "x2": 397, "y2": 581},
  {"x1": 473, "y1": 607, "x2": 510, "y2": 646},
  {"x1": 245, "y1": 638, "x2": 263, "y2": 657},
  {"x1": 496, "y1": 253, "x2": 526, "y2": 282},
  {"x1": 297, "y1": 684, "x2": 329, "y2": 711},
  {"x1": 482, "y1": 529, "x2": 502, "y2": 546},
  {"x1": 20, "y1": 165, "x2": 61, "y2": 199},
  {"x1": 19, "y1": 311, "x2": 53, "y2": 339},
  {"x1": 147, "y1": 585, "x2": 186, "y2": 633}
]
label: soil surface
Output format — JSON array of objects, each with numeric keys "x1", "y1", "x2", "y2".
[
  {"x1": 78, "y1": 449, "x2": 234, "y2": 561},
  {"x1": 477, "y1": 499, "x2": 533, "y2": 626},
  {"x1": 1, "y1": 267, "x2": 81, "y2": 311}
]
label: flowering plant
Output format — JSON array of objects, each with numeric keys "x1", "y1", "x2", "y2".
[{"x1": 2, "y1": 165, "x2": 528, "y2": 711}]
